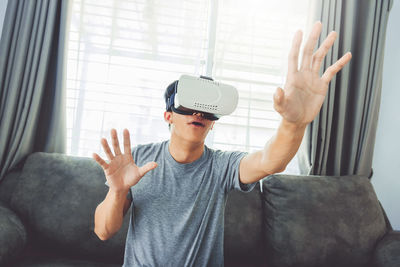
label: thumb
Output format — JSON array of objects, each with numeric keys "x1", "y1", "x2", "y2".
[
  {"x1": 273, "y1": 87, "x2": 285, "y2": 114},
  {"x1": 138, "y1": 162, "x2": 158, "y2": 177}
]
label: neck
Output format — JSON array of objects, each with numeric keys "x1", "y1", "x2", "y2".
[{"x1": 168, "y1": 134, "x2": 205, "y2": 164}]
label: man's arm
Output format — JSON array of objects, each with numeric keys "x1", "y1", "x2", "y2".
[
  {"x1": 239, "y1": 22, "x2": 352, "y2": 184},
  {"x1": 240, "y1": 120, "x2": 305, "y2": 184},
  {"x1": 93, "y1": 129, "x2": 157, "y2": 240},
  {"x1": 94, "y1": 189, "x2": 131, "y2": 240}
]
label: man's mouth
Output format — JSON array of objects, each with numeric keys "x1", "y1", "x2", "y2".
[{"x1": 189, "y1": 121, "x2": 205, "y2": 127}]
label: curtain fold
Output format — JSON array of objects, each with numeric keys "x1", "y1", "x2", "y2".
[
  {"x1": 298, "y1": 0, "x2": 393, "y2": 177},
  {"x1": 0, "y1": 0, "x2": 67, "y2": 181}
]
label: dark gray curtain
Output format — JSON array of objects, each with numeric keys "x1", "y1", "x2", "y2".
[
  {"x1": 299, "y1": 0, "x2": 393, "y2": 177},
  {"x1": 0, "y1": 0, "x2": 67, "y2": 181}
]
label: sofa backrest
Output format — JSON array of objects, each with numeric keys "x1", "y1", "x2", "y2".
[
  {"x1": 261, "y1": 174, "x2": 388, "y2": 267},
  {"x1": 9, "y1": 152, "x2": 264, "y2": 265},
  {"x1": 224, "y1": 184, "x2": 264, "y2": 266},
  {"x1": 10, "y1": 152, "x2": 128, "y2": 264}
]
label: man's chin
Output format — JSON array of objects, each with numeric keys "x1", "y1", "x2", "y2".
[
  {"x1": 187, "y1": 135, "x2": 207, "y2": 143},
  {"x1": 182, "y1": 132, "x2": 208, "y2": 144}
]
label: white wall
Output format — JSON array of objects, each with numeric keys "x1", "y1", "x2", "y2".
[
  {"x1": 371, "y1": 1, "x2": 400, "y2": 230},
  {"x1": 0, "y1": 0, "x2": 7, "y2": 34}
]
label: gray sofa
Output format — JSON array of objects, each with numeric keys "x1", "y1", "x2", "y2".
[{"x1": 0, "y1": 152, "x2": 399, "y2": 267}]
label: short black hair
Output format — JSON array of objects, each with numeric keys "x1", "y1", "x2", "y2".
[{"x1": 164, "y1": 80, "x2": 178, "y2": 130}]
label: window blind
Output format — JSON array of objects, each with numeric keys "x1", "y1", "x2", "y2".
[
  {"x1": 210, "y1": 0, "x2": 312, "y2": 173},
  {"x1": 65, "y1": 0, "x2": 311, "y2": 173}
]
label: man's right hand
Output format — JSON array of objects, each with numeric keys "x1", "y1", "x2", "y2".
[{"x1": 93, "y1": 128, "x2": 158, "y2": 194}]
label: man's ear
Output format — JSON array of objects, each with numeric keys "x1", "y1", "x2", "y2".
[
  {"x1": 211, "y1": 121, "x2": 215, "y2": 130},
  {"x1": 164, "y1": 111, "x2": 172, "y2": 124}
]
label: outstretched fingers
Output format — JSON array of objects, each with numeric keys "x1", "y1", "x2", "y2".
[
  {"x1": 288, "y1": 30, "x2": 303, "y2": 74},
  {"x1": 101, "y1": 138, "x2": 114, "y2": 161},
  {"x1": 321, "y1": 52, "x2": 352, "y2": 84},
  {"x1": 300, "y1": 21, "x2": 322, "y2": 71},
  {"x1": 139, "y1": 162, "x2": 158, "y2": 177},
  {"x1": 123, "y1": 128, "x2": 132, "y2": 156},
  {"x1": 93, "y1": 153, "x2": 109, "y2": 170},
  {"x1": 111, "y1": 129, "x2": 122, "y2": 156},
  {"x1": 311, "y1": 31, "x2": 337, "y2": 73}
]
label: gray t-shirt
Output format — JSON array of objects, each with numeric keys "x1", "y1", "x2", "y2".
[{"x1": 117, "y1": 140, "x2": 257, "y2": 266}]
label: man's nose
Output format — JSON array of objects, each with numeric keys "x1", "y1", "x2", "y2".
[{"x1": 192, "y1": 112, "x2": 205, "y2": 118}]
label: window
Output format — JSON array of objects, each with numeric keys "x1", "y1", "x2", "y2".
[{"x1": 65, "y1": 0, "x2": 312, "y2": 174}]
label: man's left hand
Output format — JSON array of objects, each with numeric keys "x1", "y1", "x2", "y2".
[{"x1": 273, "y1": 21, "x2": 352, "y2": 126}]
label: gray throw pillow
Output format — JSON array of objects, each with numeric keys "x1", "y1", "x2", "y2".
[{"x1": 261, "y1": 174, "x2": 387, "y2": 267}]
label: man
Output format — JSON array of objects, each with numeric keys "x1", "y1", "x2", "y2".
[{"x1": 93, "y1": 22, "x2": 352, "y2": 266}]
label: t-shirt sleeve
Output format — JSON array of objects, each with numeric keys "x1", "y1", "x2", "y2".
[{"x1": 216, "y1": 150, "x2": 258, "y2": 193}]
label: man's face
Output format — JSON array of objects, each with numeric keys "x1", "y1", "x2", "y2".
[{"x1": 164, "y1": 107, "x2": 215, "y2": 143}]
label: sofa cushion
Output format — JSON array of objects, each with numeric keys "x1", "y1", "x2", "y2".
[
  {"x1": 10, "y1": 152, "x2": 129, "y2": 264},
  {"x1": 13, "y1": 258, "x2": 120, "y2": 267},
  {"x1": 261, "y1": 174, "x2": 387, "y2": 267},
  {"x1": 0, "y1": 202, "x2": 27, "y2": 265},
  {"x1": 224, "y1": 183, "x2": 264, "y2": 267}
]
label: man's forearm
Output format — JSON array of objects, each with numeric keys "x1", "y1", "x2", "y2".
[
  {"x1": 260, "y1": 119, "x2": 306, "y2": 174},
  {"x1": 94, "y1": 189, "x2": 129, "y2": 240}
]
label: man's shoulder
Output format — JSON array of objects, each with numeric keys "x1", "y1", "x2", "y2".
[
  {"x1": 135, "y1": 140, "x2": 166, "y2": 150},
  {"x1": 132, "y1": 140, "x2": 167, "y2": 158}
]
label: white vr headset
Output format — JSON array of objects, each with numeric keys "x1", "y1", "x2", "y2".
[{"x1": 166, "y1": 75, "x2": 238, "y2": 120}]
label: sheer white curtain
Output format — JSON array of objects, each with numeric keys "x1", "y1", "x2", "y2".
[{"x1": 65, "y1": 0, "x2": 312, "y2": 173}]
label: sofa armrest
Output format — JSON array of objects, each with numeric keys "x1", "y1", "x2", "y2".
[
  {"x1": 373, "y1": 230, "x2": 400, "y2": 267},
  {"x1": 0, "y1": 202, "x2": 27, "y2": 265}
]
